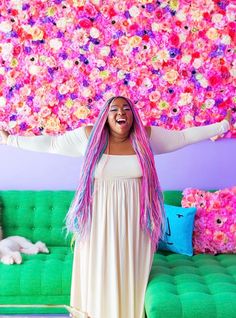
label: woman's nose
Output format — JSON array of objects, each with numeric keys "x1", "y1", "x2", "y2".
[{"x1": 117, "y1": 108, "x2": 125, "y2": 115}]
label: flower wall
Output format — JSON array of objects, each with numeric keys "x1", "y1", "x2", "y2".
[{"x1": 0, "y1": 0, "x2": 236, "y2": 136}]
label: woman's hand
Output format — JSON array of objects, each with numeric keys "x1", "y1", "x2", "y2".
[
  {"x1": 225, "y1": 109, "x2": 232, "y2": 125},
  {"x1": 0, "y1": 130, "x2": 10, "y2": 145},
  {"x1": 210, "y1": 108, "x2": 232, "y2": 141}
]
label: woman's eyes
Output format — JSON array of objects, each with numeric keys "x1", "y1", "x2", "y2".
[{"x1": 110, "y1": 107, "x2": 131, "y2": 111}]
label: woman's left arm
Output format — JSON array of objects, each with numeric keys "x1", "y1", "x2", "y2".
[{"x1": 148, "y1": 111, "x2": 231, "y2": 155}]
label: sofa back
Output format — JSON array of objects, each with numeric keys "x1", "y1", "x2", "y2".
[
  {"x1": 0, "y1": 191, "x2": 74, "y2": 246},
  {"x1": 0, "y1": 190, "x2": 192, "y2": 246}
]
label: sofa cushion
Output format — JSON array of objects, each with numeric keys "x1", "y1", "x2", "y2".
[
  {"x1": 0, "y1": 191, "x2": 74, "y2": 246},
  {"x1": 0, "y1": 246, "x2": 73, "y2": 314},
  {"x1": 157, "y1": 204, "x2": 197, "y2": 256},
  {"x1": 182, "y1": 187, "x2": 236, "y2": 254},
  {"x1": 145, "y1": 250, "x2": 236, "y2": 318}
]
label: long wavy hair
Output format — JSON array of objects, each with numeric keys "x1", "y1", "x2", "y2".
[{"x1": 65, "y1": 96, "x2": 166, "y2": 252}]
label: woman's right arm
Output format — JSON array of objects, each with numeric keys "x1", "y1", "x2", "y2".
[{"x1": 0, "y1": 126, "x2": 92, "y2": 157}]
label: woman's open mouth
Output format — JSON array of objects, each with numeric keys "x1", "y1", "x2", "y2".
[{"x1": 116, "y1": 118, "x2": 127, "y2": 126}]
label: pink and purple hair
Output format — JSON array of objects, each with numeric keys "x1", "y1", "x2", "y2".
[{"x1": 65, "y1": 96, "x2": 166, "y2": 252}]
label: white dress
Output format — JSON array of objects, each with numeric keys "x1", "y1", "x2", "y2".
[{"x1": 7, "y1": 119, "x2": 229, "y2": 318}]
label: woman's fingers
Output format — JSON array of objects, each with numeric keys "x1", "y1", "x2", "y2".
[{"x1": 0, "y1": 130, "x2": 9, "y2": 145}]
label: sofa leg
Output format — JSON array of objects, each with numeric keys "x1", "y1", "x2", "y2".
[{"x1": 65, "y1": 305, "x2": 89, "y2": 318}]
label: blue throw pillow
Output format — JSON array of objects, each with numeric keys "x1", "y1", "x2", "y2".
[{"x1": 157, "y1": 204, "x2": 197, "y2": 256}]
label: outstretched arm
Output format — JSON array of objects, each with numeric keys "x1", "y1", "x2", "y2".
[
  {"x1": 149, "y1": 119, "x2": 230, "y2": 155},
  {"x1": 0, "y1": 126, "x2": 90, "y2": 157}
]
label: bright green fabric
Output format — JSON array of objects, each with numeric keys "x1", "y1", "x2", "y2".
[
  {"x1": 145, "y1": 251, "x2": 236, "y2": 318},
  {"x1": 0, "y1": 191, "x2": 74, "y2": 314},
  {"x1": 0, "y1": 190, "x2": 235, "y2": 317}
]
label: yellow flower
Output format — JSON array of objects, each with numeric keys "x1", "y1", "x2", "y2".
[
  {"x1": 129, "y1": 36, "x2": 142, "y2": 48},
  {"x1": 47, "y1": 7, "x2": 56, "y2": 16},
  {"x1": 158, "y1": 100, "x2": 169, "y2": 110},
  {"x1": 163, "y1": 69, "x2": 179, "y2": 84},
  {"x1": 45, "y1": 116, "x2": 61, "y2": 132},
  {"x1": 99, "y1": 70, "x2": 110, "y2": 78},
  {"x1": 30, "y1": 26, "x2": 44, "y2": 41},
  {"x1": 10, "y1": 58, "x2": 18, "y2": 68},
  {"x1": 169, "y1": 0, "x2": 179, "y2": 11},
  {"x1": 65, "y1": 98, "x2": 74, "y2": 108},
  {"x1": 74, "y1": 106, "x2": 90, "y2": 119},
  {"x1": 206, "y1": 28, "x2": 219, "y2": 40}
]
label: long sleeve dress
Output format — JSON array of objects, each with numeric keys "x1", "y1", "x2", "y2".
[{"x1": 7, "y1": 120, "x2": 230, "y2": 318}]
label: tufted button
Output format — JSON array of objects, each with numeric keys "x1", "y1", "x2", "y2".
[{"x1": 31, "y1": 226, "x2": 35, "y2": 230}]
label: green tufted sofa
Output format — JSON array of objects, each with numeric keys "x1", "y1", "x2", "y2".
[{"x1": 0, "y1": 190, "x2": 236, "y2": 317}]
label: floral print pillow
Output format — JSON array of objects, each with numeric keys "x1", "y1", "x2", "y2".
[{"x1": 181, "y1": 187, "x2": 236, "y2": 255}]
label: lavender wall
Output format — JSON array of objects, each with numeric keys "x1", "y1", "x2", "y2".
[{"x1": 0, "y1": 138, "x2": 235, "y2": 191}]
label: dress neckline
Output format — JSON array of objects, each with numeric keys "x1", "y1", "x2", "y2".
[{"x1": 103, "y1": 154, "x2": 136, "y2": 157}]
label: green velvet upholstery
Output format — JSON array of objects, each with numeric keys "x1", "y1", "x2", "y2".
[
  {"x1": 145, "y1": 189, "x2": 236, "y2": 318},
  {"x1": 0, "y1": 191, "x2": 74, "y2": 314},
  {"x1": 0, "y1": 190, "x2": 235, "y2": 317}
]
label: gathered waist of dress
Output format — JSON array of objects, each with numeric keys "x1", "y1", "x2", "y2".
[{"x1": 94, "y1": 176, "x2": 142, "y2": 181}]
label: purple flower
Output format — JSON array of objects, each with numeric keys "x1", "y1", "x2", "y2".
[
  {"x1": 20, "y1": 122, "x2": 28, "y2": 131},
  {"x1": 146, "y1": 3, "x2": 155, "y2": 12},
  {"x1": 22, "y1": 3, "x2": 30, "y2": 10},
  {"x1": 10, "y1": 114, "x2": 17, "y2": 121},
  {"x1": 169, "y1": 47, "x2": 180, "y2": 58},
  {"x1": 71, "y1": 93, "x2": 78, "y2": 99},
  {"x1": 28, "y1": 18, "x2": 35, "y2": 26},
  {"x1": 124, "y1": 11, "x2": 131, "y2": 19},
  {"x1": 57, "y1": 31, "x2": 64, "y2": 38},
  {"x1": 83, "y1": 80, "x2": 89, "y2": 87},
  {"x1": 24, "y1": 46, "x2": 32, "y2": 54},
  {"x1": 59, "y1": 52, "x2": 68, "y2": 60}
]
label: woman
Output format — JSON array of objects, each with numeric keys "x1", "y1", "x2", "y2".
[{"x1": 0, "y1": 96, "x2": 231, "y2": 318}]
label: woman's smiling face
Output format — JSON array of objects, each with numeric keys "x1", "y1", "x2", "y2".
[{"x1": 107, "y1": 97, "x2": 134, "y2": 136}]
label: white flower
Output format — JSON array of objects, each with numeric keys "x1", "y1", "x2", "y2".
[
  {"x1": 0, "y1": 96, "x2": 6, "y2": 107},
  {"x1": 81, "y1": 88, "x2": 92, "y2": 98},
  {"x1": 193, "y1": 58, "x2": 203, "y2": 69},
  {"x1": 0, "y1": 21, "x2": 12, "y2": 33},
  {"x1": 178, "y1": 93, "x2": 193, "y2": 106},
  {"x1": 151, "y1": 22, "x2": 160, "y2": 32},
  {"x1": 129, "y1": 6, "x2": 140, "y2": 18},
  {"x1": 176, "y1": 10, "x2": 187, "y2": 21},
  {"x1": 181, "y1": 55, "x2": 192, "y2": 64},
  {"x1": 49, "y1": 39, "x2": 62, "y2": 51},
  {"x1": 56, "y1": 18, "x2": 67, "y2": 29},
  {"x1": 29, "y1": 65, "x2": 41, "y2": 75},
  {"x1": 117, "y1": 70, "x2": 125, "y2": 79},
  {"x1": 0, "y1": 43, "x2": 13, "y2": 60},
  {"x1": 90, "y1": 27, "x2": 100, "y2": 38},
  {"x1": 142, "y1": 78, "x2": 153, "y2": 89},
  {"x1": 221, "y1": 35, "x2": 231, "y2": 45},
  {"x1": 100, "y1": 46, "x2": 110, "y2": 56},
  {"x1": 205, "y1": 99, "x2": 215, "y2": 108},
  {"x1": 212, "y1": 13, "x2": 223, "y2": 23},
  {"x1": 63, "y1": 60, "x2": 74, "y2": 69}
]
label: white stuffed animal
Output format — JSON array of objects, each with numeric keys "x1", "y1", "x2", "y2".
[{"x1": 0, "y1": 236, "x2": 49, "y2": 265}]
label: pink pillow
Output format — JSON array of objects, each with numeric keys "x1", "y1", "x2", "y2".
[{"x1": 181, "y1": 187, "x2": 236, "y2": 255}]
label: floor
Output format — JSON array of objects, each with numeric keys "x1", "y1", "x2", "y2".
[{"x1": 0, "y1": 316, "x2": 69, "y2": 318}]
